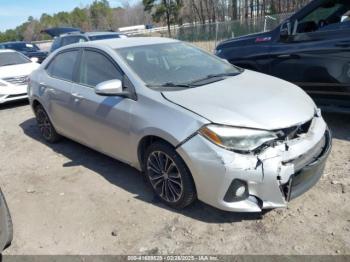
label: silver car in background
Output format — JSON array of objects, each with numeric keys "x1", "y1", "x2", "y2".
[{"x1": 28, "y1": 37, "x2": 331, "y2": 212}]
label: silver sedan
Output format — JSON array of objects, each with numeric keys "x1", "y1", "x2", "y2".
[{"x1": 28, "y1": 37, "x2": 331, "y2": 212}]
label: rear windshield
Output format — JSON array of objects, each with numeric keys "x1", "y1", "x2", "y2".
[{"x1": 0, "y1": 52, "x2": 31, "y2": 67}]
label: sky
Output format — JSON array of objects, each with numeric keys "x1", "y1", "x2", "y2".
[{"x1": 0, "y1": 0, "x2": 137, "y2": 31}]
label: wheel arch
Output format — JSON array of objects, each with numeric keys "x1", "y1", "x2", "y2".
[
  {"x1": 137, "y1": 135, "x2": 176, "y2": 172},
  {"x1": 32, "y1": 99, "x2": 42, "y2": 111},
  {"x1": 138, "y1": 134, "x2": 198, "y2": 207},
  {"x1": 31, "y1": 98, "x2": 59, "y2": 134}
]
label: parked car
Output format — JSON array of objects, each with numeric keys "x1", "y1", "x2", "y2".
[
  {"x1": 0, "y1": 187, "x2": 12, "y2": 253},
  {"x1": 215, "y1": 0, "x2": 350, "y2": 113},
  {"x1": 42, "y1": 27, "x2": 127, "y2": 53},
  {"x1": 0, "y1": 50, "x2": 40, "y2": 104},
  {"x1": 28, "y1": 37, "x2": 331, "y2": 212},
  {"x1": 0, "y1": 41, "x2": 48, "y2": 63}
]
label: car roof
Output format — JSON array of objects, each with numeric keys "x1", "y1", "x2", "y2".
[
  {"x1": 66, "y1": 37, "x2": 179, "y2": 50},
  {"x1": 84, "y1": 32, "x2": 124, "y2": 37},
  {"x1": 60, "y1": 31, "x2": 124, "y2": 38}
]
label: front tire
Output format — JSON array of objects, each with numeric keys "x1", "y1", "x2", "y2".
[
  {"x1": 144, "y1": 142, "x2": 197, "y2": 209},
  {"x1": 34, "y1": 104, "x2": 61, "y2": 143}
]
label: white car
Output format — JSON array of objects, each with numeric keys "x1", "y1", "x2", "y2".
[{"x1": 0, "y1": 49, "x2": 39, "y2": 104}]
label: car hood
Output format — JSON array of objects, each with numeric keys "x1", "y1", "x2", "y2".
[
  {"x1": 216, "y1": 31, "x2": 273, "y2": 50},
  {"x1": 0, "y1": 63, "x2": 40, "y2": 78},
  {"x1": 162, "y1": 70, "x2": 316, "y2": 130}
]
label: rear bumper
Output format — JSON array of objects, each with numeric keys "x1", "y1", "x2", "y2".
[{"x1": 177, "y1": 116, "x2": 331, "y2": 212}]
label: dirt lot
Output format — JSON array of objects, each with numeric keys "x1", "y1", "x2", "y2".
[{"x1": 0, "y1": 101, "x2": 349, "y2": 255}]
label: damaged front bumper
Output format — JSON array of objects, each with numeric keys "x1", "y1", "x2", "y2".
[{"x1": 177, "y1": 116, "x2": 331, "y2": 212}]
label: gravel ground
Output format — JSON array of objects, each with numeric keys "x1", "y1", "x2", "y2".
[{"x1": 0, "y1": 101, "x2": 349, "y2": 255}]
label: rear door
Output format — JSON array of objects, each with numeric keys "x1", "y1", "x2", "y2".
[
  {"x1": 269, "y1": 0, "x2": 350, "y2": 106},
  {"x1": 70, "y1": 48, "x2": 135, "y2": 162},
  {"x1": 42, "y1": 49, "x2": 80, "y2": 137}
]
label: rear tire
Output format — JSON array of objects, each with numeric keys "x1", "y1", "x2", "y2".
[
  {"x1": 144, "y1": 142, "x2": 197, "y2": 209},
  {"x1": 34, "y1": 104, "x2": 61, "y2": 143}
]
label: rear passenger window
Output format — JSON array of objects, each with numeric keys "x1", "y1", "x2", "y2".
[
  {"x1": 46, "y1": 50, "x2": 79, "y2": 81},
  {"x1": 78, "y1": 50, "x2": 122, "y2": 87}
]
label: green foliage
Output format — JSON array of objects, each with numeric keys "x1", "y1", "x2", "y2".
[
  {"x1": 143, "y1": 0, "x2": 183, "y2": 36},
  {"x1": 0, "y1": 0, "x2": 114, "y2": 42},
  {"x1": 90, "y1": 0, "x2": 112, "y2": 30}
]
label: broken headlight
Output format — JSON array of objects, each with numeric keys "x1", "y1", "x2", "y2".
[{"x1": 199, "y1": 125, "x2": 277, "y2": 152}]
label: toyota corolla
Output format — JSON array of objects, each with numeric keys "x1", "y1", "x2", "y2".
[{"x1": 28, "y1": 37, "x2": 331, "y2": 212}]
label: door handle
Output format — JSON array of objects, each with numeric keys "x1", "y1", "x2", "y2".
[
  {"x1": 72, "y1": 92, "x2": 84, "y2": 102},
  {"x1": 39, "y1": 82, "x2": 47, "y2": 88},
  {"x1": 72, "y1": 93, "x2": 84, "y2": 99},
  {"x1": 39, "y1": 83, "x2": 57, "y2": 95}
]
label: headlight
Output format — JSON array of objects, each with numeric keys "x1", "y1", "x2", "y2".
[{"x1": 199, "y1": 125, "x2": 278, "y2": 152}]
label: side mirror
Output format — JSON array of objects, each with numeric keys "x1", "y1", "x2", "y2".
[
  {"x1": 280, "y1": 21, "x2": 292, "y2": 40},
  {"x1": 30, "y1": 57, "x2": 39, "y2": 63},
  {"x1": 280, "y1": 28, "x2": 289, "y2": 38},
  {"x1": 95, "y1": 79, "x2": 124, "y2": 96}
]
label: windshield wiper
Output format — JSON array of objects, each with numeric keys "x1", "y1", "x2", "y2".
[
  {"x1": 146, "y1": 73, "x2": 240, "y2": 89},
  {"x1": 189, "y1": 72, "x2": 241, "y2": 85},
  {"x1": 147, "y1": 82, "x2": 194, "y2": 88}
]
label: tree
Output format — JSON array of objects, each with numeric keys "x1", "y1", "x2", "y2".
[
  {"x1": 0, "y1": 0, "x2": 314, "y2": 42},
  {"x1": 143, "y1": 0, "x2": 183, "y2": 36},
  {"x1": 70, "y1": 7, "x2": 91, "y2": 31},
  {"x1": 90, "y1": 0, "x2": 112, "y2": 30}
]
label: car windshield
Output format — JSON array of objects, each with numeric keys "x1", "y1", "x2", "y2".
[
  {"x1": 89, "y1": 34, "x2": 126, "y2": 41},
  {"x1": 0, "y1": 52, "x2": 31, "y2": 67},
  {"x1": 115, "y1": 42, "x2": 242, "y2": 89}
]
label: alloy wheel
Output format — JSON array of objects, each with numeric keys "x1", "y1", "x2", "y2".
[
  {"x1": 36, "y1": 108, "x2": 53, "y2": 140},
  {"x1": 146, "y1": 151, "x2": 183, "y2": 203}
]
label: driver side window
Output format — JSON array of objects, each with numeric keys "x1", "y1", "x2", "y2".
[
  {"x1": 296, "y1": 1, "x2": 350, "y2": 34},
  {"x1": 78, "y1": 50, "x2": 123, "y2": 87}
]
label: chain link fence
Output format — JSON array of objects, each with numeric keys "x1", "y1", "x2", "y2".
[
  {"x1": 35, "y1": 12, "x2": 293, "y2": 52},
  {"x1": 133, "y1": 12, "x2": 292, "y2": 52}
]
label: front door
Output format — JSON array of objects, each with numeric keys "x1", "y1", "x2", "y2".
[{"x1": 70, "y1": 48, "x2": 135, "y2": 163}]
